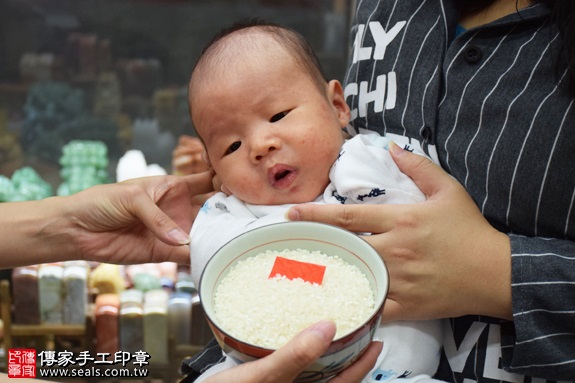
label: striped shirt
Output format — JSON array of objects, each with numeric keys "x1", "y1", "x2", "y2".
[{"x1": 344, "y1": 1, "x2": 575, "y2": 382}]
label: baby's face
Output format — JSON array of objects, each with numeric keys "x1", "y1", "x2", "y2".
[{"x1": 190, "y1": 39, "x2": 349, "y2": 205}]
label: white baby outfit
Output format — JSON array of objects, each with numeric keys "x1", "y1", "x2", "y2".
[{"x1": 190, "y1": 133, "x2": 444, "y2": 382}]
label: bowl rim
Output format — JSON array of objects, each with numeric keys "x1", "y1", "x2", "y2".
[{"x1": 198, "y1": 221, "x2": 389, "y2": 355}]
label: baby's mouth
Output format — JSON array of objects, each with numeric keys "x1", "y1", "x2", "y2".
[
  {"x1": 268, "y1": 164, "x2": 297, "y2": 189},
  {"x1": 275, "y1": 170, "x2": 290, "y2": 180}
]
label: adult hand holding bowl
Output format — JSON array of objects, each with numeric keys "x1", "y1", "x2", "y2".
[{"x1": 199, "y1": 221, "x2": 388, "y2": 382}]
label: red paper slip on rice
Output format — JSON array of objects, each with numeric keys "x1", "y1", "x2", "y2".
[{"x1": 268, "y1": 256, "x2": 326, "y2": 285}]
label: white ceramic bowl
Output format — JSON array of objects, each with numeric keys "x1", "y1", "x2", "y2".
[{"x1": 199, "y1": 221, "x2": 388, "y2": 382}]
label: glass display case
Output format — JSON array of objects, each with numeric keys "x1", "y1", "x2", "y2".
[{"x1": 0, "y1": 0, "x2": 351, "y2": 195}]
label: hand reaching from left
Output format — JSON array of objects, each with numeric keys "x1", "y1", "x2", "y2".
[
  {"x1": 0, "y1": 172, "x2": 214, "y2": 269},
  {"x1": 66, "y1": 172, "x2": 215, "y2": 265}
]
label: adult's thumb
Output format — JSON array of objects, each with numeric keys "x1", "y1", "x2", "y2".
[
  {"x1": 388, "y1": 141, "x2": 450, "y2": 197},
  {"x1": 266, "y1": 320, "x2": 336, "y2": 381}
]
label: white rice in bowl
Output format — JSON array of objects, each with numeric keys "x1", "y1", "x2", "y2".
[{"x1": 213, "y1": 248, "x2": 375, "y2": 349}]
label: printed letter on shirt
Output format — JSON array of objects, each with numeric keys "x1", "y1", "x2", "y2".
[{"x1": 352, "y1": 21, "x2": 406, "y2": 63}]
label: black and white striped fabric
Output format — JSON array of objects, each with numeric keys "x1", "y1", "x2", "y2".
[{"x1": 344, "y1": 1, "x2": 575, "y2": 382}]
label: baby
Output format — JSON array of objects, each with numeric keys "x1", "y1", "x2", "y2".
[{"x1": 187, "y1": 20, "x2": 443, "y2": 383}]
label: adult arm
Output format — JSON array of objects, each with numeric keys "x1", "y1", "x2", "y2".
[
  {"x1": 502, "y1": 234, "x2": 575, "y2": 378},
  {"x1": 0, "y1": 172, "x2": 214, "y2": 269}
]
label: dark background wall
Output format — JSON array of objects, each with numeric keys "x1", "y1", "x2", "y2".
[{"x1": 0, "y1": 0, "x2": 351, "y2": 188}]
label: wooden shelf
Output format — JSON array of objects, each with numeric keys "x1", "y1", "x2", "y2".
[{"x1": 9, "y1": 324, "x2": 85, "y2": 337}]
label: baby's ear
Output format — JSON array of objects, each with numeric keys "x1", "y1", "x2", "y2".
[
  {"x1": 327, "y1": 80, "x2": 351, "y2": 128},
  {"x1": 202, "y1": 149, "x2": 211, "y2": 167}
]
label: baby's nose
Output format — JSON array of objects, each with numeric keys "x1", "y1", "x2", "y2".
[{"x1": 250, "y1": 136, "x2": 280, "y2": 163}]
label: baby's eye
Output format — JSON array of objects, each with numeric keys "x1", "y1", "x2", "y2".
[
  {"x1": 225, "y1": 141, "x2": 241, "y2": 155},
  {"x1": 270, "y1": 110, "x2": 289, "y2": 123}
]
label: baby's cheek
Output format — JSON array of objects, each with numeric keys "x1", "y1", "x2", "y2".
[
  {"x1": 308, "y1": 177, "x2": 330, "y2": 199},
  {"x1": 226, "y1": 174, "x2": 266, "y2": 202}
]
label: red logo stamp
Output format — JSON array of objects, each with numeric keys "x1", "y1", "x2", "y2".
[{"x1": 7, "y1": 349, "x2": 36, "y2": 378}]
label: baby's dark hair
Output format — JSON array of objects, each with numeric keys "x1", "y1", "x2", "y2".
[{"x1": 192, "y1": 18, "x2": 329, "y2": 91}]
